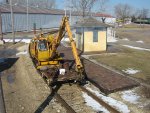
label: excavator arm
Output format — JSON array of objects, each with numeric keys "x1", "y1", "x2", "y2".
[
  {"x1": 50, "y1": 16, "x2": 83, "y2": 74},
  {"x1": 65, "y1": 17, "x2": 83, "y2": 73}
]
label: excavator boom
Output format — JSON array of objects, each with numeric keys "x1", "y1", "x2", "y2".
[{"x1": 50, "y1": 16, "x2": 83, "y2": 73}]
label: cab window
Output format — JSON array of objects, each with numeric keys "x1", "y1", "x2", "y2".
[{"x1": 38, "y1": 40, "x2": 47, "y2": 51}]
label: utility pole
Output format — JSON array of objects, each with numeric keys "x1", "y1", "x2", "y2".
[
  {"x1": 69, "y1": 7, "x2": 72, "y2": 25},
  {"x1": 65, "y1": 8, "x2": 66, "y2": 16},
  {"x1": 64, "y1": 0, "x2": 66, "y2": 16},
  {"x1": 6, "y1": 0, "x2": 9, "y2": 4},
  {"x1": 27, "y1": 0, "x2": 29, "y2": 32},
  {"x1": 10, "y1": 0, "x2": 15, "y2": 43},
  {"x1": 69, "y1": 0, "x2": 71, "y2": 25},
  {"x1": 0, "y1": 8, "x2": 3, "y2": 41}
]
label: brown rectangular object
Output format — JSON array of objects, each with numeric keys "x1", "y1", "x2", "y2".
[{"x1": 58, "y1": 45, "x2": 139, "y2": 94}]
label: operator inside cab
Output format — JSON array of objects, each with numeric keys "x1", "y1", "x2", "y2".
[{"x1": 38, "y1": 40, "x2": 47, "y2": 51}]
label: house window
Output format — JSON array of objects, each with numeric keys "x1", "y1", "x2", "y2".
[{"x1": 93, "y1": 30, "x2": 98, "y2": 42}]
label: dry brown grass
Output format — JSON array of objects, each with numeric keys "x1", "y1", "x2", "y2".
[
  {"x1": 115, "y1": 23, "x2": 150, "y2": 43},
  {"x1": 89, "y1": 47, "x2": 150, "y2": 85},
  {"x1": 138, "y1": 86, "x2": 150, "y2": 99}
]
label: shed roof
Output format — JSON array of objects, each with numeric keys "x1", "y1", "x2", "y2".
[
  {"x1": 75, "y1": 17, "x2": 111, "y2": 27},
  {"x1": 94, "y1": 13, "x2": 115, "y2": 18},
  {"x1": 0, "y1": 4, "x2": 65, "y2": 14}
]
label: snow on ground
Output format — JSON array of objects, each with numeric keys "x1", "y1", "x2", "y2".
[
  {"x1": 122, "y1": 38, "x2": 129, "y2": 41},
  {"x1": 0, "y1": 58, "x2": 6, "y2": 63},
  {"x1": 16, "y1": 51, "x2": 28, "y2": 56},
  {"x1": 82, "y1": 92, "x2": 110, "y2": 113},
  {"x1": 4, "y1": 39, "x2": 31, "y2": 43},
  {"x1": 107, "y1": 37, "x2": 118, "y2": 42},
  {"x1": 17, "y1": 45, "x2": 28, "y2": 52},
  {"x1": 85, "y1": 86, "x2": 130, "y2": 113},
  {"x1": 136, "y1": 40, "x2": 144, "y2": 43},
  {"x1": 122, "y1": 68, "x2": 141, "y2": 74},
  {"x1": 123, "y1": 45, "x2": 150, "y2": 52},
  {"x1": 121, "y1": 90, "x2": 140, "y2": 104}
]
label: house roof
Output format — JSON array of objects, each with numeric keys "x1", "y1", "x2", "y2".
[
  {"x1": 0, "y1": 4, "x2": 114, "y2": 18},
  {"x1": 94, "y1": 13, "x2": 115, "y2": 18},
  {"x1": 75, "y1": 17, "x2": 111, "y2": 27},
  {"x1": 0, "y1": 4, "x2": 65, "y2": 14}
]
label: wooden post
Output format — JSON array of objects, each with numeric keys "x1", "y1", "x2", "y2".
[
  {"x1": 33, "y1": 23, "x2": 36, "y2": 35},
  {"x1": 27, "y1": 0, "x2": 29, "y2": 32}
]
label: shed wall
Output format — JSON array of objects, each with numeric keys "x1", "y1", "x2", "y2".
[
  {"x1": 1, "y1": 13, "x2": 79, "y2": 33},
  {"x1": 84, "y1": 31, "x2": 106, "y2": 52}
]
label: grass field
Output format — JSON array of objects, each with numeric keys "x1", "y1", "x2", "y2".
[{"x1": 115, "y1": 24, "x2": 150, "y2": 43}]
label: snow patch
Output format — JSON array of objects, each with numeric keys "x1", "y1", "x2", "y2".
[
  {"x1": 107, "y1": 37, "x2": 118, "y2": 42},
  {"x1": 121, "y1": 90, "x2": 140, "y2": 104},
  {"x1": 4, "y1": 39, "x2": 31, "y2": 43},
  {"x1": 123, "y1": 45, "x2": 150, "y2": 51},
  {"x1": 122, "y1": 68, "x2": 140, "y2": 74},
  {"x1": 122, "y1": 38, "x2": 129, "y2": 41},
  {"x1": 17, "y1": 45, "x2": 28, "y2": 52},
  {"x1": 16, "y1": 51, "x2": 27, "y2": 56},
  {"x1": 85, "y1": 87, "x2": 130, "y2": 113},
  {"x1": 136, "y1": 40, "x2": 144, "y2": 43},
  {"x1": 82, "y1": 92, "x2": 110, "y2": 113},
  {"x1": 21, "y1": 39, "x2": 31, "y2": 43}
]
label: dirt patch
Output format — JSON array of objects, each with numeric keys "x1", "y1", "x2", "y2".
[{"x1": 138, "y1": 86, "x2": 150, "y2": 99}]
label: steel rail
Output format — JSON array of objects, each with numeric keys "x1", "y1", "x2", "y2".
[
  {"x1": 55, "y1": 93, "x2": 76, "y2": 113},
  {"x1": 78, "y1": 85, "x2": 121, "y2": 113}
]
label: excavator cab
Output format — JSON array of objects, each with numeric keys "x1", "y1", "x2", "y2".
[{"x1": 37, "y1": 39, "x2": 49, "y2": 61}]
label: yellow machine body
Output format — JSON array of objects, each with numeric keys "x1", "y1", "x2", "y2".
[
  {"x1": 29, "y1": 35, "x2": 62, "y2": 69},
  {"x1": 29, "y1": 16, "x2": 83, "y2": 75}
]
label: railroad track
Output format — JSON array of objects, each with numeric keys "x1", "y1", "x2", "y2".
[
  {"x1": 43, "y1": 81, "x2": 121, "y2": 113},
  {"x1": 36, "y1": 68, "x2": 121, "y2": 113},
  {"x1": 78, "y1": 85, "x2": 120, "y2": 113}
]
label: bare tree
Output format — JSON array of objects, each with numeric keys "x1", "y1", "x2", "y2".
[
  {"x1": 115, "y1": 3, "x2": 132, "y2": 23},
  {"x1": 138, "y1": 8, "x2": 149, "y2": 19},
  {"x1": 97, "y1": 0, "x2": 109, "y2": 23},
  {"x1": 71, "y1": 0, "x2": 97, "y2": 18},
  {"x1": 99, "y1": 0, "x2": 108, "y2": 13}
]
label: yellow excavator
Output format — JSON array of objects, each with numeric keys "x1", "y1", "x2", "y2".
[{"x1": 29, "y1": 16, "x2": 85, "y2": 85}]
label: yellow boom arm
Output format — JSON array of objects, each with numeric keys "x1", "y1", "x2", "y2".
[{"x1": 50, "y1": 16, "x2": 83, "y2": 73}]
